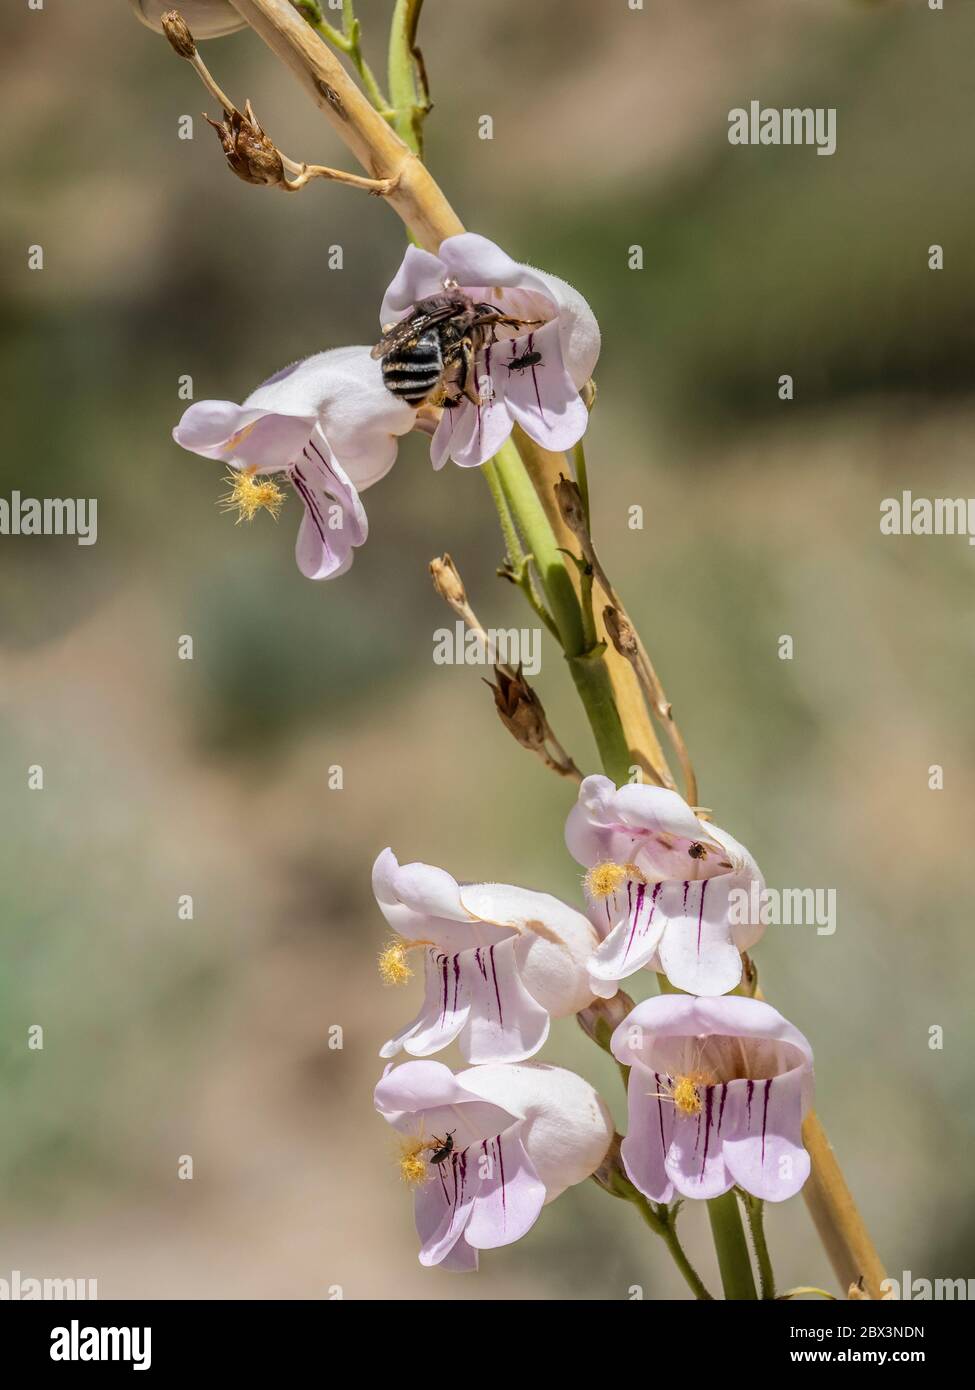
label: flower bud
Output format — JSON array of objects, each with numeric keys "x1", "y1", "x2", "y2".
[
  {"x1": 160, "y1": 10, "x2": 196, "y2": 59},
  {"x1": 577, "y1": 990, "x2": 635, "y2": 1052},
  {"x1": 429, "y1": 553, "x2": 467, "y2": 610},
  {"x1": 590, "y1": 1132, "x2": 635, "y2": 1201}
]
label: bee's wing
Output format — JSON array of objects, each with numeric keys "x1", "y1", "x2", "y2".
[{"x1": 372, "y1": 303, "x2": 458, "y2": 359}]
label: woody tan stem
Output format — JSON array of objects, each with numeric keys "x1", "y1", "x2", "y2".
[
  {"x1": 227, "y1": 0, "x2": 460, "y2": 250},
  {"x1": 226, "y1": 0, "x2": 884, "y2": 1302},
  {"x1": 513, "y1": 430, "x2": 673, "y2": 788},
  {"x1": 800, "y1": 1113, "x2": 886, "y2": 1299}
]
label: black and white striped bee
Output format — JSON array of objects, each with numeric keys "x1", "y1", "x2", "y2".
[{"x1": 372, "y1": 286, "x2": 539, "y2": 409}]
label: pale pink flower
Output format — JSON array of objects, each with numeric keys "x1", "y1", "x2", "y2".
[
  {"x1": 375, "y1": 848, "x2": 613, "y2": 1066},
  {"x1": 611, "y1": 995, "x2": 813, "y2": 1203},
  {"x1": 173, "y1": 347, "x2": 414, "y2": 580},
  {"x1": 375, "y1": 1059, "x2": 613, "y2": 1270},
  {"x1": 566, "y1": 775, "x2": 765, "y2": 997},
  {"x1": 379, "y1": 233, "x2": 600, "y2": 469}
]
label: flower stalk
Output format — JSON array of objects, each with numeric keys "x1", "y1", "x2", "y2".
[
  {"x1": 204, "y1": 0, "x2": 884, "y2": 1299},
  {"x1": 593, "y1": 1135, "x2": 713, "y2": 1301},
  {"x1": 740, "y1": 1191, "x2": 777, "y2": 1300},
  {"x1": 707, "y1": 1191, "x2": 758, "y2": 1301}
]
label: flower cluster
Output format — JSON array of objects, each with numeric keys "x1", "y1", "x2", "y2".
[
  {"x1": 173, "y1": 234, "x2": 599, "y2": 579},
  {"x1": 373, "y1": 777, "x2": 813, "y2": 1271},
  {"x1": 171, "y1": 228, "x2": 813, "y2": 1275}
]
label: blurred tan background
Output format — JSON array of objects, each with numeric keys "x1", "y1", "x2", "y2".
[{"x1": 1, "y1": 0, "x2": 973, "y2": 1299}]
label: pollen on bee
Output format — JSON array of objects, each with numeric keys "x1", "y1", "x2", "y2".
[
  {"x1": 397, "y1": 1137, "x2": 431, "y2": 1187},
  {"x1": 378, "y1": 939, "x2": 413, "y2": 986},
  {"x1": 584, "y1": 861, "x2": 640, "y2": 900},
  {"x1": 219, "y1": 466, "x2": 286, "y2": 523}
]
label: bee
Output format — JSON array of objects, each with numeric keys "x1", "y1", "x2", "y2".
[
  {"x1": 505, "y1": 346, "x2": 543, "y2": 375},
  {"x1": 427, "y1": 1130, "x2": 457, "y2": 1166},
  {"x1": 372, "y1": 286, "x2": 539, "y2": 408}
]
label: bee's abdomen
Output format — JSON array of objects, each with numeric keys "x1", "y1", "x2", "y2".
[{"x1": 381, "y1": 330, "x2": 444, "y2": 406}]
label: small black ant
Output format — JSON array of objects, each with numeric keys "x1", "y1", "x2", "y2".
[
  {"x1": 428, "y1": 1131, "x2": 457, "y2": 1165},
  {"x1": 506, "y1": 348, "x2": 543, "y2": 374}
]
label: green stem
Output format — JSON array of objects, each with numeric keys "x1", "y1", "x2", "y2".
[
  {"x1": 482, "y1": 460, "x2": 522, "y2": 569},
  {"x1": 298, "y1": 2, "x2": 393, "y2": 119},
  {"x1": 482, "y1": 464, "x2": 559, "y2": 638},
  {"x1": 630, "y1": 1195, "x2": 714, "y2": 1301},
  {"x1": 566, "y1": 647, "x2": 630, "y2": 785},
  {"x1": 492, "y1": 440, "x2": 584, "y2": 655},
  {"x1": 707, "y1": 1191, "x2": 758, "y2": 1300},
  {"x1": 490, "y1": 441, "x2": 631, "y2": 781},
  {"x1": 489, "y1": 439, "x2": 628, "y2": 783},
  {"x1": 741, "y1": 1192, "x2": 776, "y2": 1300},
  {"x1": 387, "y1": 0, "x2": 429, "y2": 157}
]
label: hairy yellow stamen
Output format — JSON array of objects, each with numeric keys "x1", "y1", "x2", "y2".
[
  {"x1": 377, "y1": 937, "x2": 435, "y2": 986},
  {"x1": 398, "y1": 1137, "x2": 431, "y2": 1187},
  {"x1": 378, "y1": 939, "x2": 413, "y2": 986},
  {"x1": 219, "y1": 466, "x2": 285, "y2": 523},
  {"x1": 584, "y1": 861, "x2": 641, "y2": 900}
]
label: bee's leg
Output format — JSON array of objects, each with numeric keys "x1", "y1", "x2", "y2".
[
  {"x1": 459, "y1": 337, "x2": 483, "y2": 406},
  {"x1": 473, "y1": 312, "x2": 543, "y2": 338}
]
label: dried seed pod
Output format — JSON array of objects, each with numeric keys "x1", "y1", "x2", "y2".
[{"x1": 205, "y1": 103, "x2": 286, "y2": 188}]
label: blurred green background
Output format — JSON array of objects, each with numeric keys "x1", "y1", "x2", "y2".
[{"x1": 1, "y1": 0, "x2": 972, "y2": 1299}]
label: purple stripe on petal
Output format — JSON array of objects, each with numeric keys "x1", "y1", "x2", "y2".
[
  {"x1": 761, "y1": 1077, "x2": 773, "y2": 1164},
  {"x1": 717, "y1": 1081, "x2": 728, "y2": 1133},
  {"x1": 527, "y1": 332, "x2": 546, "y2": 424},
  {"x1": 496, "y1": 1134, "x2": 507, "y2": 1219},
  {"x1": 622, "y1": 882, "x2": 645, "y2": 964},
  {"x1": 701, "y1": 1085, "x2": 714, "y2": 1179},
  {"x1": 696, "y1": 879, "x2": 708, "y2": 957},
  {"x1": 488, "y1": 943, "x2": 504, "y2": 1023}
]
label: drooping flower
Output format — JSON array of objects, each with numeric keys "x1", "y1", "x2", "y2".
[
  {"x1": 565, "y1": 775, "x2": 765, "y2": 997},
  {"x1": 374, "y1": 848, "x2": 614, "y2": 1065},
  {"x1": 378, "y1": 233, "x2": 600, "y2": 469},
  {"x1": 375, "y1": 1059, "x2": 613, "y2": 1270},
  {"x1": 173, "y1": 347, "x2": 415, "y2": 579},
  {"x1": 611, "y1": 995, "x2": 813, "y2": 1203}
]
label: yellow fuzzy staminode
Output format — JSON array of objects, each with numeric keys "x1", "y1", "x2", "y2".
[
  {"x1": 657, "y1": 1070, "x2": 716, "y2": 1117},
  {"x1": 378, "y1": 939, "x2": 413, "y2": 986},
  {"x1": 398, "y1": 1138, "x2": 431, "y2": 1187},
  {"x1": 671, "y1": 1075, "x2": 704, "y2": 1116},
  {"x1": 585, "y1": 861, "x2": 634, "y2": 900},
  {"x1": 220, "y1": 466, "x2": 285, "y2": 523}
]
